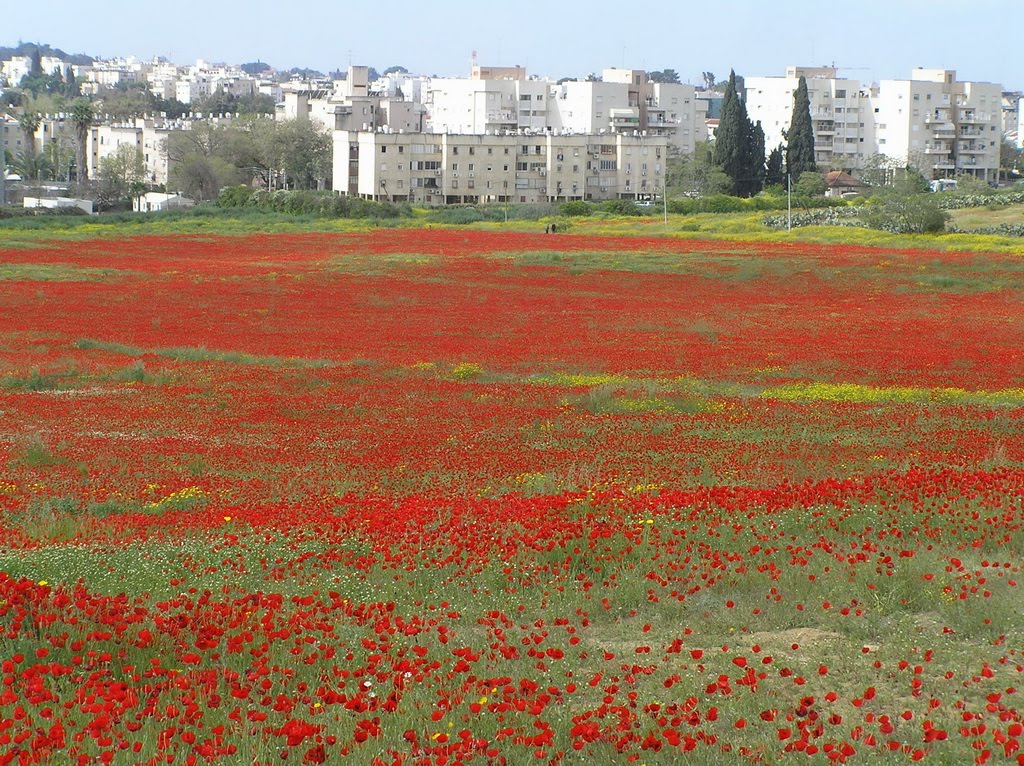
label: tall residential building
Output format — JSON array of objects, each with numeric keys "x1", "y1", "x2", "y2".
[
  {"x1": 333, "y1": 129, "x2": 666, "y2": 206},
  {"x1": 551, "y1": 69, "x2": 705, "y2": 155},
  {"x1": 875, "y1": 69, "x2": 1002, "y2": 182},
  {"x1": 745, "y1": 67, "x2": 874, "y2": 171},
  {"x1": 425, "y1": 66, "x2": 705, "y2": 156}
]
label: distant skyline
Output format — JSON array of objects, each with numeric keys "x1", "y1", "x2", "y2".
[{"x1": 5, "y1": 0, "x2": 1022, "y2": 89}]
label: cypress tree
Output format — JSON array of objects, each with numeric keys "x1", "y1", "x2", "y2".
[
  {"x1": 786, "y1": 75, "x2": 817, "y2": 179},
  {"x1": 29, "y1": 48, "x2": 43, "y2": 79},
  {"x1": 766, "y1": 144, "x2": 785, "y2": 188},
  {"x1": 65, "y1": 66, "x2": 78, "y2": 97},
  {"x1": 743, "y1": 119, "x2": 766, "y2": 196},
  {"x1": 713, "y1": 71, "x2": 746, "y2": 196}
]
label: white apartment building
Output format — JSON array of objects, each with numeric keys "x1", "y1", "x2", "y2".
[
  {"x1": 333, "y1": 129, "x2": 666, "y2": 206},
  {"x1": 279, "y1": 67, "x2": 425, "y2": 134},
  {"x1": 551, "y1": 69, "x2": 705, "y2": 156},
  {"x1": 745, "y1": 66, "x2": 1002, "y2": 181},
  {"x1": 875, "y1": 69, "x2": 1001, "y2": 181},
  {"x1": 173, "y1": 60, "x2": 258, "y2": 104},
  {"x1": 87, "y1": 119, "x2": 181, "y2": 185},
  {"x1": 425, "y1": 75, "x2": 550, "y2": 134},
  {"x1": 1, "y1": 55, "x2": 69, "y2": 86},
  {"x1": 745, "y1": 67, "x2": 874, "y2": 171},
  {"x1": 425, "y1": 67, "x2": 705, "y2": 156}
]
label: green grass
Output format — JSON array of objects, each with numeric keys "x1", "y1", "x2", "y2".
[
  {"x1": 1, "y1": 205, "x2": 1022, "y2": 254},
  {"x1": 949, "y1": 201, "x2": 1024, "y2": 229},
  {"x1": 75, "y1": 337, "x2": 338, "y2": 369},
  {"x1": 0, "y1": 263, "x2": 133, "y2": 281}
]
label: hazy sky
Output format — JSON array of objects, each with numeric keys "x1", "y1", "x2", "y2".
[{"x1": 5, "y1": 0, "x2": 1021, "y2": 89}]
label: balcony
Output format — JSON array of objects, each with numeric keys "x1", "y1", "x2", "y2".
[
  {"x1": 932, "y1": 127, "x2": 956, "y2": 139},
  {"x1": 956, "y1": 158, "x2": 980, "y2": 168},
  {"x1": 958, "y1": 144, "x2": 987, "y2": 154},
  {"x1": 609, "y1": 107, "x2": 641, "y2": 128},
  {"x1": 486, "y1": 111, "x2": 516, "y2": 124},
  {"x1": 958, "y1": 112, "x2": 983, "y2": 124},
  {"x1": 814, "y1": 122, "x2": 835, "y2": 135},
  {"x1": 934, "y1": 159, "x2": 955, "y2": 170},
  {"x1": 924, "y1": 114, "x2": 951, "y2": 125},
  {"x1": 924, "y1": 145, "x2": 950, "y2": 154}
]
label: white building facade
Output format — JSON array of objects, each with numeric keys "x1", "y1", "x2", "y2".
[
  {"x1": 875, "y1": 69, "x2": 1001, "y2": 182},
  {"x1": 333, "y1": 129, "x2": 667, "y2": 206}
]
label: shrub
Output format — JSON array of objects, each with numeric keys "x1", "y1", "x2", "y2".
[
  {"x1": 215, "y1": 187, "x2": 410, "y2": 219},
  {"x1": 601, "y1": 199, "x2": 643, "y2": 216},
  {"x1": 860, "y1": 194, "x2": 949, "y2": 234},
  {"x1": 560, "y1": 200, "x2": 590, "y2": 217}
]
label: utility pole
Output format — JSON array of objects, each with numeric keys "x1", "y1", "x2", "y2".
[
  {"x1": 663, "y1": 169, "x2": 668, "y2": 228},
  {"x1": 0, "y1": 109, "x2": 6, "y2": 207},
  {"x1": 787, "y1": 172, "x2": 792, "y2": 231}
]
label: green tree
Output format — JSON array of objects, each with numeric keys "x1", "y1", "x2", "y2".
[
  {"x1": 667, "y1": 143, "x2": 731, "y2": 197},
  {"x1": 793, "y1": 170, "x2": 826, "y2": 198},
  {"x1": 170, "y1": 155, "x2": 241, "y2": 202},
  {"x1": 64, "y1": 66, "x2": 78, "y2": 97},
  {"x1": 713, "y1": 70, "x2": 746, "y2": 195},
  {"x1": 29, "y1": 49, "x2": 43, "y2": 79},
  {"x1": 747, "y1": 120, "x2": 766, "y2": 195},
  {"x1": 13, "y1": 149, "x2": 52, "y2": 182},
  {"x1": 861, "y1": 191, "x2": 948, "y2": 233},
  {"x1": 18, "y1": 111, "x2": 41, "y2": 156},
  {"x1": 70, "y1": 99, "x2": 94, "y2": 184},
  {"x1": 999, "y1": 139, "x2": 1023, "y2": 182},
  {"x1": 266, "y1": 119, "x2": 332, "y2": 190},
  {"x1": 713, "y1": 70, "x2": 762, "y2": 197},
  {"x1": 648, "y1": 69, "x2": 681, "y2": 84},
  {"x1": 97, "y1": 144, "x2": 146, "y2": 209},
  {"x1": 785, "y1": 76, "x2": 817, "y2": 179},
  {"x1": 765, "y1": 144, "x2": 785, "y2": 188},
  {"x1": 858, "y1": 153, "x2": 897, "y2": 188}
]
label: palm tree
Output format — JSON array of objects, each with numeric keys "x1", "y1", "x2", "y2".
[
  {"x1": 70, "y1": 100, "x2": 94, "y2": 184},
  {"x1": 18, "y1": 112, "x2": 42, "y2": 157},
  {"x1": 13, "y1": 149, "x2": 52, "y2": 182}
]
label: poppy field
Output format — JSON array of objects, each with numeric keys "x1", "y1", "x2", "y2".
[{"x1": 2, "y1": 227, "x2": 1024, "y2": 765}]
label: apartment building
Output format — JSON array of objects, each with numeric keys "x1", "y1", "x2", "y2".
[
  {"x1": 745, "y1": 66, "x2": 1002, "y2": 181},
  {"x1": 551, "y1": 69, "x2": 705, "y2": 156},
  {"x1": 279, "y1": 67, "x2": 426, "y2": 134},
  {"x1": 333, "y1": 129, "x2": 666, "y2": 205},
  {"x1": 86, "y1": 118, "x2": 189, "y2": 185},
  {"x1": 875, "y1": 69, "x2": 1001, "y2": 182},
  {"x1": 745, "y1": 67, "x2": 874, "y2": 171},
  {"x1": 1, "y1": 55, "x2": 70, "y2": 86},
  {"x1": 425, "y1": 73, "x2": 550, "y2": 134},
  {"x1": 425, "y1": 66, "x2": 705, "y2": 155}
]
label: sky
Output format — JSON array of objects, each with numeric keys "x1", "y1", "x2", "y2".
[{"x1": 4, "y1": 0, "x2": 1022, "y2": 89}]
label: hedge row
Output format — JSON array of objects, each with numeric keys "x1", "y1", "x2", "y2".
[{"x1": 216, "y1": 187, "x2": 412, "y2": 218}]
